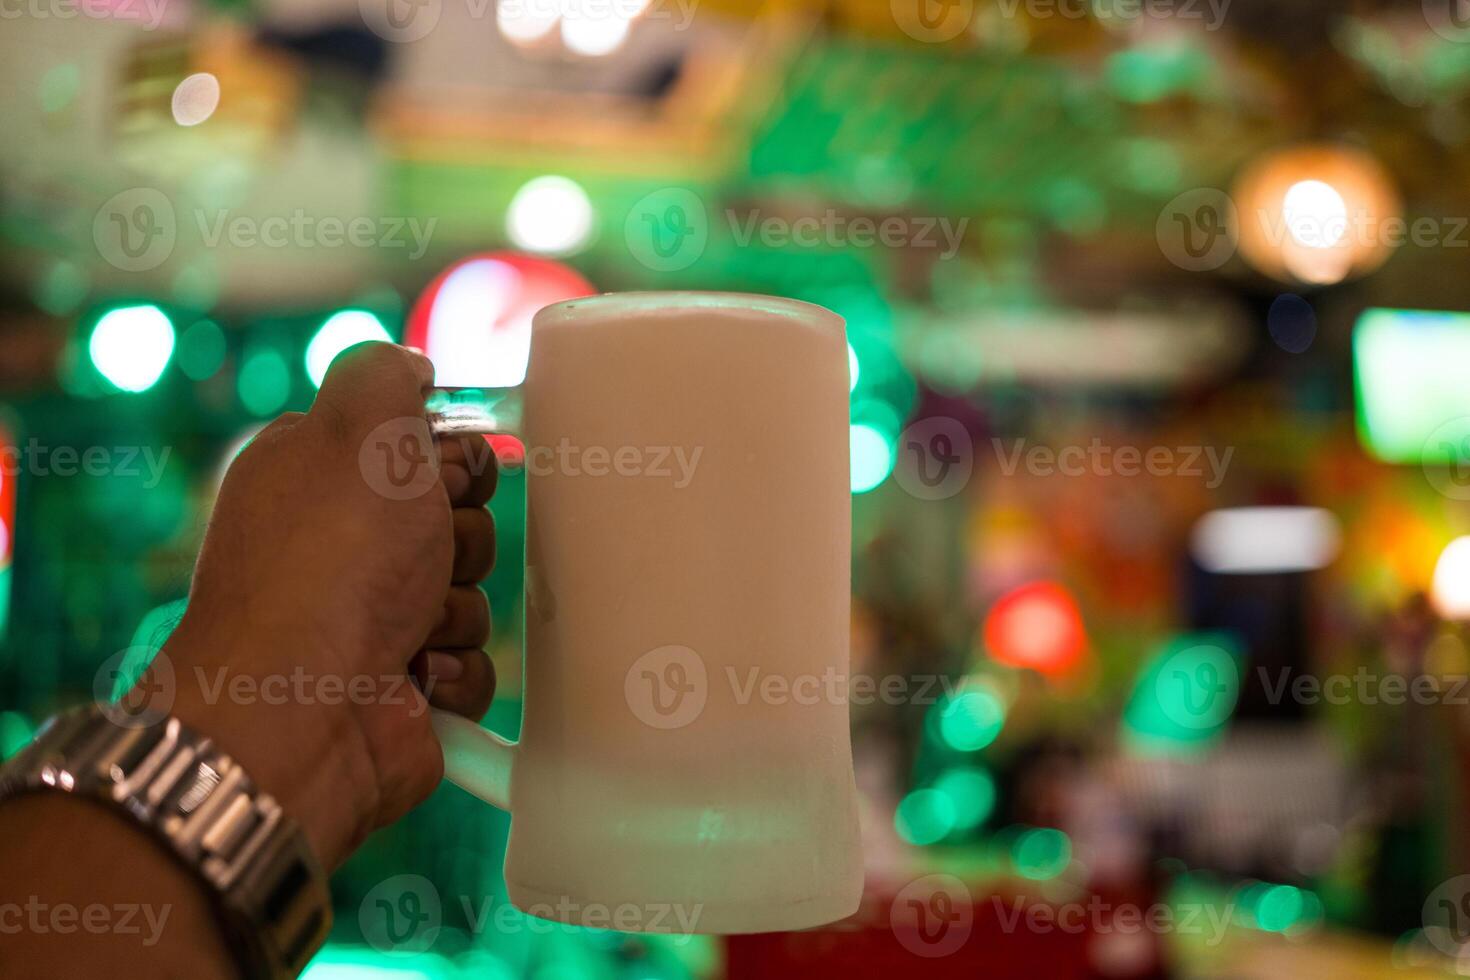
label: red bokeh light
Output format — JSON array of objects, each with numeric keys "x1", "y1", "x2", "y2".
[{"x1": 983, "y1": 581, "x2": 1087, "y2": 676}]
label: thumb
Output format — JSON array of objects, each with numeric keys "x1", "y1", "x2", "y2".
[{"x1": 311, "y1": 342, "x2": 435, "y2": 439}]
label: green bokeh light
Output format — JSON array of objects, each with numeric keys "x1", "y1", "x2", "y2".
[
  {"x1": 239, "y1": 347, "x2": 292, "y2": 417},
  {"x1": 178, "y1": 319, "x2": 227, "y2": 381},
  {"x1": 849, "y1": 423, "x2": 894, "y2": 494},
  {"x1": 894, "y1": 788, "x2": 957, "y2": 845},
  {"x1": 1012, "y1": 827, "x2": 1072, "y2": 880},
  {"x1": 936, "y1": 689, "x2": 1005, "y2": 752},
  {"x1": 934, "y1": 766, "x2": 997, "y2": 830},
  {"x1": 0, "y1": 710, "x2": 34, "y2": 760}
]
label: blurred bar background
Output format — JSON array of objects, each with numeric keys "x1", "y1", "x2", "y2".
[{"x1": 4, "y1": 0, "x2": 1470, "y2": 976}]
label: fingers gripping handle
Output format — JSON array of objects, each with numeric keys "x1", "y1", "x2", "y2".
[{"x1": 427, "y1": 401, "x2": 518, "y2": 811}]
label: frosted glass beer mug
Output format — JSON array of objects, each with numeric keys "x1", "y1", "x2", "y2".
[{"x1": 429, "y1": 292, "x2": 863, "y2": 933}]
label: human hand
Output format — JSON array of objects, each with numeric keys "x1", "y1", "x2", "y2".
[{"x1": 152, "y1": 343, "x2": 498, "y2": 869}]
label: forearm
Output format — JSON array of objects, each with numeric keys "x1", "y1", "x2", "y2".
[{"x1": 0, "y1": 793, "x2": 238, "y2": 978}]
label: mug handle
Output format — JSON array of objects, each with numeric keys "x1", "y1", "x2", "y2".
[{"x1": 425, "y1": 402, "x2": 519, "y2": 811}]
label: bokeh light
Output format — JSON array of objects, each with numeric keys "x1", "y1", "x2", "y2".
[
  {"x1": 171, "y1": 72, "x2": 220, "y2": 126},
  {"x1": 405, "y1": 251, "x2": 594, "y2": 389},
  {"x1": 506, "y1": 176, "x2": 595, "y2": 256},
  {"x1": 1432, "y1": 536, "x2": 1470, "y2": 620},
  {"x1": 894, "y1": 788, "x2": 957, "y2": 845},
  {"x1": 1012, "y1": 827, "x2": 1072, "y2": 880},
  {"x1": 89, "y1": 305, "x2": 175, "y2": 393},
  {"x1": 849, "y1": 423, "x2": 894, "y2": 494},
  {"x1": 933, "y1": 766, "x2": 996, "y2": 831},
  {"x1": 983, "y1": 580, "x2": 1087, "y2": 676},
  {"x1": 305, "y1": 310, "x2": 393, "y2": 388},
  {"x1": 936, "y1": 687, "x2": 1005, "y2": 752}
]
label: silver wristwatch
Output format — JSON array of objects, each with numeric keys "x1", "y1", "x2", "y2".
[{"x1": 0, "y1": 704, "x2": 333, "y2": 978}]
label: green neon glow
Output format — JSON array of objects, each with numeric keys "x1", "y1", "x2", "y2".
[
  {"x1": 0, "y1": 710, "x2": 34, "y2": 760},
  {"x1": 301, "y1": 945, "x2": 454, "y2": 979},
  {"x1": 1354, "y1": 307, "x2": 1470, "y2": 463}
]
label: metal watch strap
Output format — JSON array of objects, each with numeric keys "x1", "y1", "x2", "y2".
[{"x1": 0, "y1": 705, "x2": 333, "y2": 978}]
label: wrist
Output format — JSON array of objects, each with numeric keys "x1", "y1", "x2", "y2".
[{"x1": 156, "y1": 619, "x2": 381, "y2": 871}]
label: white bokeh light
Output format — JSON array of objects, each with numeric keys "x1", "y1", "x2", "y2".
[
  {"x1": 305, "y1": 310, "x2": 393, "y2": 388},
  {"x1": 1282, "y1": 179, "x2": 1348, "y2": 249},
  {"x1": 1433, "y1": 536, "x2": 1470, "y2": 620},
  {"x1": 506, "y1": 176, "x2": 595, "y2": 255},
  {"x1": 171, "y1": 72, "x2": 220, "y2": 127},
  {"x1": 497, "y1": 0, "x2": 559, "y2": 45},
  {"x1": 561, "y1": 13, "x2": 632, "y2": 56},
  {"x1": 89, "y1": 305, "x2": 175, "y2": 393}
]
